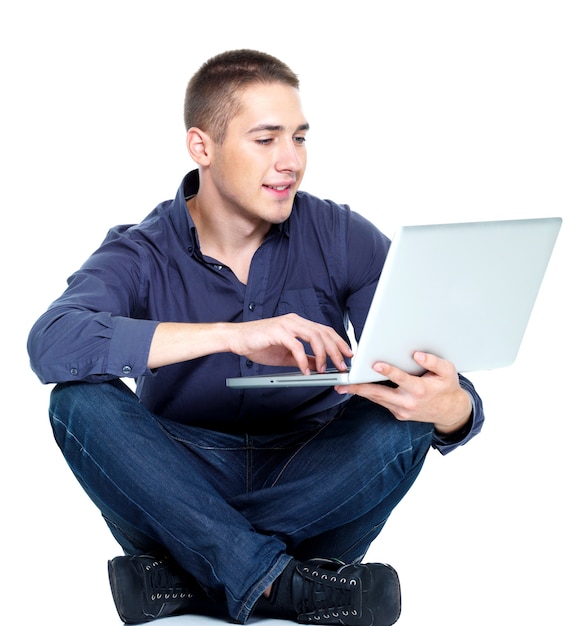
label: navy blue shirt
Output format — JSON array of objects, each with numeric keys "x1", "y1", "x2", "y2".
[{"x1": 28, "y1": 170, "x2": 484, "y2": 452}]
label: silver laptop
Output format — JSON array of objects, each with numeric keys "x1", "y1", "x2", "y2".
[{"x1": 226, "y1": 217, "x2": 562, "y2": 388}]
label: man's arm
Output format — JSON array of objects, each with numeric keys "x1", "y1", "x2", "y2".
[{"x1": 148, "y1": 314, "x2": 353, "y2": 375}]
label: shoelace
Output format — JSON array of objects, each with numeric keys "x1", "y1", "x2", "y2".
[
  {"x1": 298, "y1": 565, "x2": 360, "y2": 620},
  {"x1": 143, "y1": 559, "x2": 195, "y2": 602}
]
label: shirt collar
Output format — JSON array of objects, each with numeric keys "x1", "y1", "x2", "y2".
[{"x1": 168, "y1": 169, "x2": 202, "y2": 259}]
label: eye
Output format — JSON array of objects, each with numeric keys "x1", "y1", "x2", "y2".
[
  {"x1": 294, "y1": 135, "x2": 307, "y2": 145},
  {"x1": 255, "y1": 138, "x2": 272, "y2": 145}
]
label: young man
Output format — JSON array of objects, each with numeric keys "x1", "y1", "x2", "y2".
[{"x1": 28, "y1": 49, "x2": 484, "y2": 625}]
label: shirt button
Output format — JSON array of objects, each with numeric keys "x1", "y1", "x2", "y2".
[
  {"x1": 70, "y1": 368, "x2": 78, "y2": 376},
  {"x1": 248, "y1": 302, "x2": 256, "y2": 311},
  {"x1": 122, "y1": 365, "x2": 132, "y2": 375}
]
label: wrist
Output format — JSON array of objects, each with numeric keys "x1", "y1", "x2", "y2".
[{"x1": 434, "y1": 391, "x2": 472, "y2": 436}]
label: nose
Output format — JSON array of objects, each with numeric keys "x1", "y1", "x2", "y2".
[{"x1": 275, "y1": 139, "x2": 305, "y2": 173}]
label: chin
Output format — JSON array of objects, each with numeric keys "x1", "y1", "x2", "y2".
[
  {"x1": 273, "y1": 208, "x2": 294, "y2": 224},
  {"x1": 265, "y1": 203, "x2": 294, "y2": 224}
]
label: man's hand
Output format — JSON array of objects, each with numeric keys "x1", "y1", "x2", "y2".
[
  {"x1": 335, "y1": 351, "x2": 472, "y2": 435},
  {"x1": 228, "y1": 313, "x2": 353, "y2": 374}
]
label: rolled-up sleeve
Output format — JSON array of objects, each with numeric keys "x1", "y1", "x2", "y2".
[
  {"x1": 27, "y1": 227, "x2": 159, "y2": 384},
  {"x1": 28, "y1": 311, "x2": 158, "y2": 384}
]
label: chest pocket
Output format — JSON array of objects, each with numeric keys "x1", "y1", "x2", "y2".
[{"x1": 277, "y1": 288, "x2": 327, "y2": 324}]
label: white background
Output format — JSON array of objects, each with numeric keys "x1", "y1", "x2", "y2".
[{"x1": 1, "y1": 1, "x2": 586, "y2": 624}]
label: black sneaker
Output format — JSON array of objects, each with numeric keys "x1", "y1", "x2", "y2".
[
  {"x1": 108, "y1": 555, "x2": 207, "y2": 624},
  {"x1": 257, "y1": 558, "x2": 401, "y2": 626}
]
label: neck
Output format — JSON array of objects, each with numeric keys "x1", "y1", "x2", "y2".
[{"x1": 188, "y1": 196, "x2": 269, "y2": 284}]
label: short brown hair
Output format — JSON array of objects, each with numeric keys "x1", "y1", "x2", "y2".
[{"x1": 183, "y1": 49, "x2": 300, "y2": 143}]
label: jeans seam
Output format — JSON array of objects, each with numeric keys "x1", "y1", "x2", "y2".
[
  {"x1": 245, "y1": 434, "x2": 253, "y2": 493},
  {"x1": 269, "y1": 418, "x2": 333, "y2": 488},
  {"x1": 336, "y1": 519, "x2": 387, "y2": 562}
]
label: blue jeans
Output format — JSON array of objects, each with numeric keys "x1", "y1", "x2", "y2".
[{"x1": 49, "y1": 379, "x2": 433, "y2": 623}]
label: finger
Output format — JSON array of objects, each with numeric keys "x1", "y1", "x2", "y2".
[
  {"x1": 323, "y1": 333, "x2": 353, "y2": 371},
  {"x1": 335, "y1": 381, "x2": 398, "y2": 406},
  {"x1": 279, "y1": 315, "x2": 352, "y2": 372},
  {"x1": 281, "y1": 335, "x2": 312, "y2": 375},
  {"x1": 340, "y1": 360, "x2": 420, "y2": 398},
  {"x1": 309, "y1": 329, "x2": 333, "y2": 373},
  {"x1": 413, "y1": 351, "x2": 456, "y2": 377},
  {"x1": 302, "y1": 326, "x2": 351, "y2": 372},
  {"x1": 371, "y1": 361, "x2": 412, "y2": 386}
]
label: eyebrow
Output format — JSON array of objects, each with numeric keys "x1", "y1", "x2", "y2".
[{"x1": 247, "y1": 123, "x2": 310, "y2": 134}]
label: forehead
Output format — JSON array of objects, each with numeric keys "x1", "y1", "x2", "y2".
[{"x1": 232, "y1": 82, "x2": 307, "y2": 130}]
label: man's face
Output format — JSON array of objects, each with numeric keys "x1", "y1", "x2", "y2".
[{"x1": 206, "y1": 82, "x2": 308, "y2": 226}]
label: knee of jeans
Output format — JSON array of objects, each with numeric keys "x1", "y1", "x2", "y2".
[
  {"x1": 49, "y1": 382, "x2": 88, "y2": 449},
  {"x1": 51, "y1": 379, "x2": 129, "y2": 414},
  {"x1": 49, "y1": 379, "x2": 129, "y2": 443}
]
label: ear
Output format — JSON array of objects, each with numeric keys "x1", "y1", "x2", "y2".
[{"x1": 186, "y1": 127, "x2": 212, "y2": 166}]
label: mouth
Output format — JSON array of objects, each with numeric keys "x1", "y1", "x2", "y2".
[
  {"x1": 262, "y1": 183, "x2": 296, "y2": 200},
  {"x1": 264, "y1": 184, "x2": 291, "y2": 191}
]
